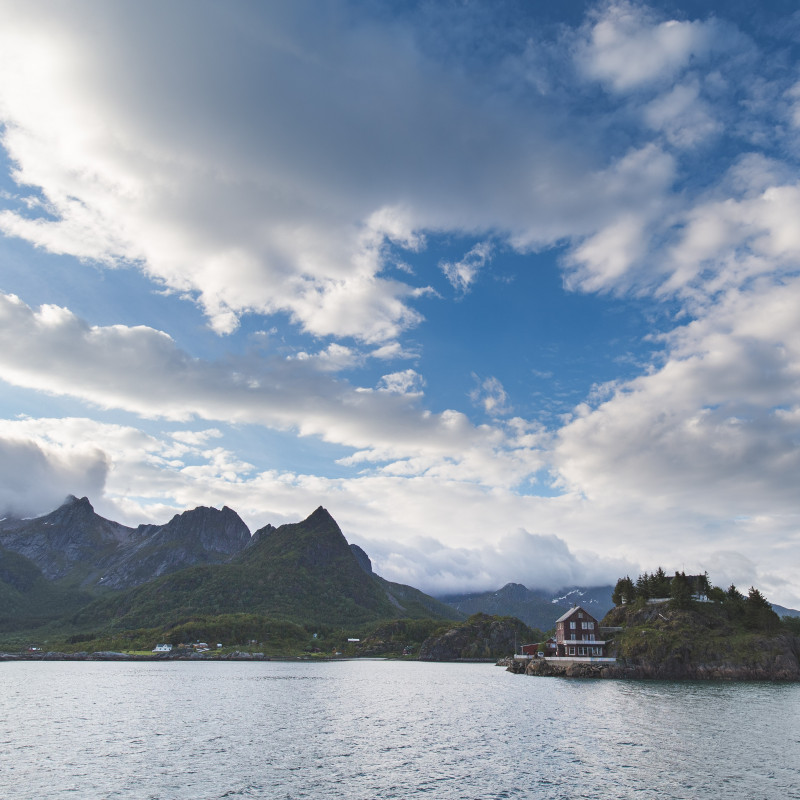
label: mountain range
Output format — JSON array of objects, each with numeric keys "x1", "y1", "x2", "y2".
[
  {"x1": 439, "y1": 582, "x2": 616, "y2": 632},
  {"x1": 0, "y1": 496, "x2": 460, "y2": 639},
  {"x1": 2, "y1": 496, "x2": 796, "y2": 648}
]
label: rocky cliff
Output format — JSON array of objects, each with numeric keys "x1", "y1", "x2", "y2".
[
  {"x1": 419, "y1": 612, "x2": 541, "y2": 661},
  {"x1": 97, "y1": 505, "x2": 251, "y2": 589}
]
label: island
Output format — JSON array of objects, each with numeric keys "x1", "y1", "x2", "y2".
[{"x1": 506, "y1": 570, "x2": 800, "y2": 681}]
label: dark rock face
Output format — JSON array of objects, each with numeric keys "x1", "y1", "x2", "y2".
[
  {"x1": 514, "y1": 653, "x2": 800, "y2": 681},
  {"x1": 350, "y1": 544, "x2": 372, "y2": 574},
  {"x1": 97, "y1": 505, "x2": 252, "y2": 589},
  {"x1": 419, "y1": 613, "x2": 535, "y2": 661},
  {"x1": 0, "y1": 496, "x2": 134, "y2": 580},
  {"x1": 0, "y1": 496, "x2": 252, "y2": 589},
  {"x1": 0, "y1": 498, "x2": 460, "y2": 632}
]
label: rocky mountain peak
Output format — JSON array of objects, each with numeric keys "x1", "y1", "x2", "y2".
[{"x1": 61, "y1": 495, "x2": 94, "y2": 510}]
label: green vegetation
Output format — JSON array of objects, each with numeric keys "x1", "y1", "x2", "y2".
[
  {"x1": 419, "y1": 613, "x2": 544, "y2": 661},
  {"x1": 602, "y1": 568, "x2": 799, "y2": 677},
  {"x1": 0, "y1": 546, "x2": 94, "y2": 634},
  {"x1": 0, "y1": 509, "x2": 462, "y2": 656},
  {"x1": 604, "y1": 601, "x2": 792, "y2": 673},
  {"x1": 611, "y1": 568, "x2": 782, "y2": 631}
]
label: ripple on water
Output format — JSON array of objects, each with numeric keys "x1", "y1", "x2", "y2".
[{"x1": 0, "y1": 662, "x2": 799, "y2": 799}]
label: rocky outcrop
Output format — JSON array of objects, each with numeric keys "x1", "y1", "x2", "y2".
[
  {"x1": 97, "y1": 505, "x2": 251, "y2": 588},
  {"x1": 508, "y1": 602, "x2": 800, "y2": 681},
  {"x1": 350, "y1": 544, "x2": 372, "y2": 574},
  {"x1": 419, "y1": 613, "x2": 537, "y2": 661}
]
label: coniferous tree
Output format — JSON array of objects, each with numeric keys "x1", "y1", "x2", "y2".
[
  {"x1": 612, "y1": 576, "x2": 636, "y2": 605},
  {"x1": 636, "y1": 572, "x2": 651, "y2": 600},
  {"x1": 670, "y1": 571, "x2": 692, "y2": 609},
  {"x1": 651, "y1": 567, "x2": 671, "y2": 597},
  {"x1": 724, "y1": 584, "x2": 745, "y2": 620},
  {"x1": 744, "y1": 587, "x2": 779, "y2": 631}
]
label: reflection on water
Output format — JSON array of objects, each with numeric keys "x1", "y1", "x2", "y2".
[{"x1": 1, "y1": 660, "x2": 798, "y2": 799}]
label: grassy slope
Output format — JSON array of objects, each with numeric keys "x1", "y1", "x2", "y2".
[{"x1": 0, "y1": 547, "x2": 93, "y2": 634}]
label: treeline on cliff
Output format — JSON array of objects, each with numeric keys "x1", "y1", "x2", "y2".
[
  {"x1": 599, "y1": 568, "x2": 800, "y2": 680},
  {"x1": 611, "y1": 568, "x2": 786, "y2": 631}
]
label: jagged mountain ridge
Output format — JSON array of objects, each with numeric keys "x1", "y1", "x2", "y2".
[
  {"x1": 0, "y1": 496, "x2": 252, "y2": 589},
  {"x1": 0, "y1": 498, "x2": 462, "y2": 633},
  {"x1": 72, "y1": 505, "x2": 462, "y2": 628},
  {"x1": 0, "y1": 496, "x2": 134, "y2": 582},
  {"x1": 98, "y1": 505, "x2": 251, "y2": 589}
]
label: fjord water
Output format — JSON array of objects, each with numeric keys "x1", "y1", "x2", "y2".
[{"x1": 1, "y1": 660, "x2": 798, "y2": 799}]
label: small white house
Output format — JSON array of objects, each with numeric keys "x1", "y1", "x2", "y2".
[{"x1": 152, "y1": 644, "x2": 173, "y2": 653}]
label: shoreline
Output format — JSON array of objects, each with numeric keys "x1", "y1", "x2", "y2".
[{"x1": 501, "y1": 656, "x2": 800, "y2": 682}]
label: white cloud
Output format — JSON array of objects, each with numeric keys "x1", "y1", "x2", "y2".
[
  {"x1": 0, "y1": 1, "x2": 710, "y2": 347},
  {"x1": 377, "y1": 369, "x2": 425, "y2": 395},
  {"x1": 576, "y1": 2, "x2": 730, "y2": 93},
  {"x1": 555, "y1": 276, "x2": 800, "y2": 520},
  {"x1": 0, "y1": 293, "x2": 543, "y2": 489},
  {"x1": 643, "y1": 80, "x2": 721, "y2": 147},
  {"x1": 0, "y1": 2, "x2": 565, "y2": 343},
  {"x1": 2, "y1": 2, "x2": 800, "y2": 608},
  {"x1": 471, "y1": 376, "x2": 512, "y2": 417},
  {"x1": 0, "y1": 432, "x2": 108, "y2": 518},
  {"x1": 358, "y1": 528, "x2": 636, "y2": 596},
  {"x1": 440, "y1": 241, "x2": 493, "y2": 294}
]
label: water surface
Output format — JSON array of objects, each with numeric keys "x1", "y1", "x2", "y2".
[{"x1": 1, "y1": 660, "x2": 798, "y2": 799}]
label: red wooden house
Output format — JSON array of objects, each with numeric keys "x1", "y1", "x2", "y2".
[
  {"x1": 520, "y1": 637, "x2": 557, "y2": 657},
  {"x1": 554, "y1": 606, "x2": 607, "y2": 658}
]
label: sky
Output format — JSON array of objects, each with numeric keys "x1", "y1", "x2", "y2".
[{"x1": 1, "y1": 0, "x2": 800, "y2": 605}]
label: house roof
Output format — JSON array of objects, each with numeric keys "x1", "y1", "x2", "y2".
[{"x1": 555, "y1": 605, "x2": 597, "y2": 624}]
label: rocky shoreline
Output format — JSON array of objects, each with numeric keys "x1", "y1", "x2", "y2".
[{"x1": 501, "y1": 653, "x2": 800, "y2": 681}]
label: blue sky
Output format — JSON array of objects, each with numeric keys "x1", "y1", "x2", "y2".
[{"x1": 2, "y1": 0, "x2": 800, "y2": 605}]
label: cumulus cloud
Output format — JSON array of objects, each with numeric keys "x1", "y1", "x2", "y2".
[
  {"x1": 0, "y1": 0, "x2": 714, "y2": 347},
  {"x1": 555, "y1": 276, "x2": 800, "y2": 519},
  {"x1": 3, "y1": 2, "x2": 800, "y2": 608},
  {"x1": 0, "y1": 293, "x2": 543, "y2": 488},
  {"x1": 358, "y1": 528, "x2": 636, "y2": 595},
  {"x1": 575, "y1": 1, "x2": 732, "y2": 92},
  {"x1": 0, "y1": 1, "x2": 573, "y2": 342},
  {"x1": 377, "y1": 369, "x2": 425, "y2": 395},
  {"x1": 643, "y1": 80, "x2": 721, "y2": 147}
]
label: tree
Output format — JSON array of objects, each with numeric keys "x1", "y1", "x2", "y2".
[
  {"x1": 724, "y1": 584, "x2": 745, "y2": 620},
  {"x1": 612, "y1": 576, "x2": 636, "y2": 605},
  {"x1": 706, "y1": 585, "x2": 726, "y2": 603},
  {"x1": 636, "y1": 572, "x2": 652, "y2": 600},
  {"x1": 744, "y1": 587, "x2": 779, "y2": 631},
  {"x1": 670, "y1": 571, "x2": 692, "y2": 609},
  {"x1": 651, "y1": 567, "x2": 671, "y2": 597},
  {"x1": 726, "y1": 584, "x2": 744, "y2": 602}
]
